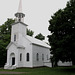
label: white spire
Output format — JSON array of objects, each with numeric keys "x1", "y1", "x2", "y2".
[
  {"x1": 18, "y1": 0, "x2": 22, "y2": 13},
  {"x1": 15, "y1": 0, "x2": 25, "y2": 22}
]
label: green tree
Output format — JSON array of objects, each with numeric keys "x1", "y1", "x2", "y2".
[
  {"x1": 48, "y1": 0, "x2": 75, "y2": 67},
  {"x1": 0, "y1": 19, "x2": 15, "y2": 67},
  {"x1": 27, "y1": 29, "x2": 34, "y2": 37},
  {"x1": 35, "y1": 33, "x2": 45, "y2": 41}
]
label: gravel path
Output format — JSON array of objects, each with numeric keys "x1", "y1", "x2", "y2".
[{"x1": 0, "y1": 71, "x2": 27, "y2": 74}]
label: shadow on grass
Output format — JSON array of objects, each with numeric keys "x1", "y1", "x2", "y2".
[{"x1": 55, "y1": 66, "x2": 75, "y2": 73}]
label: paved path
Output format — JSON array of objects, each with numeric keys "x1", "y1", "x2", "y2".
[{"x1": 0, "y1": 71, "x2": 27, "y2": 74}]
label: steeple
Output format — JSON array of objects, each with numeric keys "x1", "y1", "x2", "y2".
[
  {"x1": 15, "y1": 0, "x2": 25, "y2": 22},
  {"x1": 18, "y1": 0, "x2": 22, "y2": 13}
]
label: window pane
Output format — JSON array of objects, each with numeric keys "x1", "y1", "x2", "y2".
[
  {"x1": 27, "y1": 53, "x2": 29, "y2": 61},
  {"x1": 42, "y1": 54, "x2": 44, "y2": 61},
  {"x1": 47, "y1": 55, "x2": 48, "y2": 60},
  {"x1": 36, "y1": 53, "x2": 39, "y2": 61},
  {"x1": 14, "y1": 35, "x2": 16, "y2": 41},
  {"x1": 20, "y1": 53, "x2": 22, "y2": 61}
]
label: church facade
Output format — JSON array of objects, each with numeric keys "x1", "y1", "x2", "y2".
[{"x1": 4, "y1": 22, "x2": 51, "y2": 69}]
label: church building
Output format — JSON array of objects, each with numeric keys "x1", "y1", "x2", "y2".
[
  {"x1": 4, "y1": 0, "x2": 51, "y2": 69},
  {"x1": 4, "y1": 0, "x2": 72, "y2": 69}
]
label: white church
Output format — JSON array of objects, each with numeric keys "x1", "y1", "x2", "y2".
[
  {"x1": 4, "y1": 0, "x2": 51, "y2": 69},
  {"x1": 4, "y1": 0, "x2": 72, "y2": 69}
]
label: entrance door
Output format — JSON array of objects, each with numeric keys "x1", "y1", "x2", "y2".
[{"x1": 12, "y1": 57, "x2": 15, "y2": 65}]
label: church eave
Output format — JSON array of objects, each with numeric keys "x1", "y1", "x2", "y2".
[
  {"x1": 32, "y1": 43, "x2": 50, "y2": 49},
  {"x1": 15, "y1": 12, "x2": 25, "y2": 17},
  {"x1": 11, "y1": 22, "x2": 28, "y2": 26},
  {"x1": 17, "y1": 47, "x2": 25, "y2": 49},
  {"x1": 6, "y1": 42, "x2": 25, "y2": 50},
  {"x1": 26, "y1": 35, "x2": 50, "y2": 49}
]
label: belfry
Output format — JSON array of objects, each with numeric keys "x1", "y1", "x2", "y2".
[{"x1": 15, "y1": 0, "x2": 25, "y2": 22}]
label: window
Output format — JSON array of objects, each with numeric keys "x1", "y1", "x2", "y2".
[
  {"x1": 36, "y1": 53, "x2": 39, "y2": 61},
  {"x1": 19, "y1": 18, "x2": 21, "y2": 22},
  {"x1": 42, "y1": 54, "x2": 44, "y2": 61},
  {"x1": 14, "y1": 35, "x2": 16, "y2": 41},
  {"x1": 47, "y1": 55, "x2": 48, "y2": 60},
  {"x1": 20, "y1": 53, "x2": 22, "y2": 61},
  {"x1": 26, "y1": 53, "x2": 29, "y2": 61}
]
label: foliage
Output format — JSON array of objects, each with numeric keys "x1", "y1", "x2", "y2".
[
  {"x1": 0, "y1": 19, "x2": 15, "y2": 67},
  {"x1": 35, "y1": 33, "x2": 45, "y2": 41},
  {"x1": 27, "y1": 29, "x2": 34, "y2": 37},
  {"x1": 48, "y1": 0, "x2": 75, "y2": 66}
]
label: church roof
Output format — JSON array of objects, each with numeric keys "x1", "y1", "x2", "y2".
[
  {"x1": 6, "y1": 36, "x2": 50, "y2": 49},
  {"x1": 11, "y1": 22, "x2": 28, "y2": 26},
  {"x1": 6, "y1": 42, "x2": 25, "y2": 49},
  {"x1": 18, "y1": 0, "x2": 22, "y2": 13},
  {"x1": 26, "y1": 35, "x2": 50, "y2": 48}
]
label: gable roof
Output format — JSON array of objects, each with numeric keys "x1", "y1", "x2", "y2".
[
  {"x1": 11, "y1": 22, "x2": 28, "y2": 26},
  {"x1": 6, "y1": 42, "x2": 25, "y2": 49},
  {"x1": 26, "y1": 35, "x2": 50, "y2": 48}
]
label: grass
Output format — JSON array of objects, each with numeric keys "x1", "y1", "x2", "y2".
[{"x1": 0, "y1": 66, "x2": 75, "y2": 75}]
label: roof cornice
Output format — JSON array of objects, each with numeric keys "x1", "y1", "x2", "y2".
[{"x1": 11, "y1": 22, "x2": 28, "y2": 26}]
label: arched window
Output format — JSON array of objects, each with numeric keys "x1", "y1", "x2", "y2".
[
  {"x1": 20, "y1": 53, "x2": 22, "y2": 61},
  {"x1": 36, "y1": 53, "x2": 39, "y2": 61},
  {"x1": 26, "y1": 53, "x2": 29, "y2": 62},
  {"x1": 14, "y1": 35, "x2": 16, "y2": 41},
  {"x1": 42, "y1": 54, "x2": 44, "y2": 61},
  {"x1": 47, "y1": 55, "x2": 48, "y2": 60},
  {"x1": 19, "y1": 18, "x2": 21, "y2": 22}
]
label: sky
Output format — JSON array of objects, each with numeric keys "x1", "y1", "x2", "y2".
[{"x1": 0, "y1": 0, "x2": 69, "y2": 42}]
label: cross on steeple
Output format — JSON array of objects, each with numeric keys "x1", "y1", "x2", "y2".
[{"x1": 15, "y1": 0, "x2": 25, "y2": 22}]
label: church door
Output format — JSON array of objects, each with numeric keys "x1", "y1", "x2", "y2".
[{"x1": 12, "y1": 57, "x2": 15, "y2": 65}]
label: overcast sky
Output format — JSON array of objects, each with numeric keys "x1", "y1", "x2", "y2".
[{"x1": 0, "y1": 0, "x2": 69, "y2": 42}]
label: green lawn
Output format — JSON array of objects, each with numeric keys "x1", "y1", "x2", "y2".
[{"x1": 0, "y1": 67, "x2": 75, "y2": 75}]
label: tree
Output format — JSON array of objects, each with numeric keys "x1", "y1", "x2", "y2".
[
  {"x1": 48, "y1": 0, "x2": 75, "y2": 67},
  {"x1": 35, "y1": 33, "x2": 45, "y2": 41},
  {"x1": 27, "y1": 29, "x2": 34, "y2": 37},
  {"x1": 0, "y1": 19, "x2": 15, "y2": 67}
]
